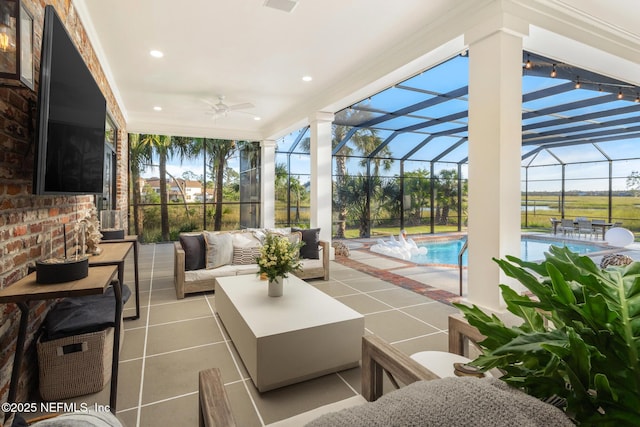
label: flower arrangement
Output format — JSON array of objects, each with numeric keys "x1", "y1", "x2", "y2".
[{"x1": 257, "y1": 233, "x2": 303, "y2": 282}]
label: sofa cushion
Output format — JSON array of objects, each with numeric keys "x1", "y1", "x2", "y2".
[
  {"x1": 293, "y1": 227, "x2": 320, "y2": 259},
  {"x1": 184, "y1": 264, "x2": 239, "y2": 282},
  {"x1": 300, "y1": 258, "x2": 323, "y2": 270},
  {"x1": 232, "y1": 231, "x2": 262, "y2": 248},
  {"x1": 267, "y1": 227, "x2": 291, "y2": 235},
  {"x1": 248, "y1": 228, "x2": 267, "y2": 244},
  {"x1": 204, "y1": 232, "x2": 234, "y2": 269},
  {"x1": 232, "y1": 263, "x2": 260, "y2": 275},
  {"x1": 179, "y1": 234, "x2": 206, "y2": 271},
  {"x1": 233, "y1": 246, "x2": 262, "y2": 265}
]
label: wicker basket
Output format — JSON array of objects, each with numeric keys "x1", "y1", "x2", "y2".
[{"x1": 38, "y1": 327, "x2": 116, "y2": 401}]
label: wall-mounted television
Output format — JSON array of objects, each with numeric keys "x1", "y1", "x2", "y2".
[{"x1": 33, "y1": 5, "x2": 107, "y2": 195}]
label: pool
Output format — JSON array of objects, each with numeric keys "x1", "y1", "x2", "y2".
[{"x1": 411, "y1": 237, "x2": 605, "y2": 265}]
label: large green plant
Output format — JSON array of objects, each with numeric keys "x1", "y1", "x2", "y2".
[{"x1": 455, "y1": 246, "x2": 640, "y2": 426}]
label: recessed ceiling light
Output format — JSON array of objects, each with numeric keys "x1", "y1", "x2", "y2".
[
  {"x1": 302, "y1": 76, "x2": 312, "y2": 82},
  {"x1": 153, "y1": 106, "x2": 162, "y2": 111},
  {"x1": 254, "y1": 116, "x2": 261, "y2": 121},
  {"x1": 150, "y1": 50, "x2": 164, "y2": 58}
]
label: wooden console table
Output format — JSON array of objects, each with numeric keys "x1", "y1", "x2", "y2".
[
  {"x1": 96, "y1": 236, "x2": 140, "y2": 320},
  {"x1": 0, "y1": 266, "x2": 121, "y2": 421}
]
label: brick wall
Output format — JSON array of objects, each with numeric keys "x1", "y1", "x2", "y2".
[{"x1": 0, "y1": 0, "x2": 127, "y2": 412}]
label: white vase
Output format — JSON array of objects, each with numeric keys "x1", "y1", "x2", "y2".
[{"x1": 268, "y1": 276, "x2": 284, "y2": 297}]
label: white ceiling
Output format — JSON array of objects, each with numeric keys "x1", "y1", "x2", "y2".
[{"x1": 72, "y1": 0, "x2": 640, "y2": 142}]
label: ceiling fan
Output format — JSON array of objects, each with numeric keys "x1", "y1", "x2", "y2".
[{"x1": 203, "y1": 96, "x2": 255, "y2": 119}]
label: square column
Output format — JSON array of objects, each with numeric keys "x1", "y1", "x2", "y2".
[
  {"x1": 466, "y1": 17, "x2": 528, "y2": 310},
  {"x1": 260, "y1": 140, "x2": 276, "y2": 228},
  {"x1": 309, "y1": 112, "x2": 334, "y2": 243}
]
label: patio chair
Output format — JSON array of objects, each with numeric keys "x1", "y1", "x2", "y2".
[
  {"x1": 591, "y1": 219, "x2": 605, "y2": 239},
  {"x1": 577, "y1": 220, "x2": 593, "y2": 239},
  {"x1": 558, "y1": 219, "x2": 575, "y2": 236}
]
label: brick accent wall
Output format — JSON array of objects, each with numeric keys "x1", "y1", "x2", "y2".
[{"x1": 0, "y1": 0, "x2": 127, "y2": 411}]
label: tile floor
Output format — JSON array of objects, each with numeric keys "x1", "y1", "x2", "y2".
[
  {"x1": 49, "y1": 242, "x2": 460, "y2": 427},
  {"x1": 48, "y1": 234, "x2": 640, "y2": 426}
]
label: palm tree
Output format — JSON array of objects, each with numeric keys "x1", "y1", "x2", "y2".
[
  {"x1": 403, "y1": 169, "x2": 431, "y2": 225},
  {"x1": 330, "y1": 108, "x2": 382, "y2": 238},
  {"x1": 128, "y1": 133, "x2": 153, "y2": 240},
  {"x1": 334, "y1": 173, "x2": 382, "y2": 237},
  {"x1": 380, "y1": 176, "x2": 402, "y2": 226},
  {"x1": 139, "y1": 134, "x2": 173, "y2": 241},
  {"x1": 275, "y1": 163, "x2": 289, "y2": 202},
  {"x1": 434, "y1": 169, "x2": 466, "y2": 225},
  {"x1": 289, "y1": 175, "x2": 306, "y2": 224},
  {"x1": 208, "y1": 139, "x2": 237, "y2": 230}
]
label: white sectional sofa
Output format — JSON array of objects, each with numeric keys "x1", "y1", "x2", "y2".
[{"x1": 173, "y1": 228, "x2": 329, "y2": 299}]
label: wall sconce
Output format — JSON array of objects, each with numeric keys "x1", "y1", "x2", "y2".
[{"x1": 0, "y1": 0, "x2": 34, "y2": 90}]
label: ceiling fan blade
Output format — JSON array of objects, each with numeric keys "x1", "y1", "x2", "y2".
[
  {"x1": 201, "y1": 98, "x2": 218, "y2": 108},
  {"x1": 233, "y1": 110, "x2": 258, "y2": 117},
  {"x1": 227, "y1": 102, "x2": 254, "y2": 111}
]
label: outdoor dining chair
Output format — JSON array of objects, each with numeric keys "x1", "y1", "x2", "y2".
[
  {"x1": 559, "y1": 219, "x2": 575, "y2": 236},
  {"x1": 591, "y1": 219, "x2": 605, "y2": 239},
  {"x1": 577, "y1": 219, "x2": 593, "y2": 239}
]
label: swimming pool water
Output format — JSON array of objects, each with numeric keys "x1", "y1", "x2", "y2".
[{"x1": 412, "y1": 238, "x2": 604, "y2": 265}]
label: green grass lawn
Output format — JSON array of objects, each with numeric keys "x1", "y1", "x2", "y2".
[{"x1": 523, "y1": 194, "x2": 639, "y2": 232}]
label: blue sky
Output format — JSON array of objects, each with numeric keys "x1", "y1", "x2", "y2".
[{"x1": 147, "y1": 53, "x2": 640, "y2": 192}]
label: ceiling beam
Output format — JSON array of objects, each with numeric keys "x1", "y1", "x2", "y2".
[
  {"x1": 522, "y1": 94, "x2": 619, "y2": 120},
  {"x1": 522, "y1": 104, "x2": 640, "y2": 131}
]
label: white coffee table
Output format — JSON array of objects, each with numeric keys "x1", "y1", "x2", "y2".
[{"x1": 215, "y1": 274, "x2": 364, "y2": 392}]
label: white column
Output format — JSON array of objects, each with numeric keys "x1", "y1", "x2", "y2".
[
  {"x1": 309, "y1": 112, "x2": 334, "y2": 243},
  {"x1": 261, "y1": 139, "x2": 276, "y2": 229},
  {"x1": 465, "y1": 15, "x2": 528, "y2": 311}
]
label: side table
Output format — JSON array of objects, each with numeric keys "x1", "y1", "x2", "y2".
[
  {"x1": 0, "y1": 265, "x2": 121, "y2": 421},
  {"x1": 93, "y1": 235, "x2": 140, "y2": 320}
]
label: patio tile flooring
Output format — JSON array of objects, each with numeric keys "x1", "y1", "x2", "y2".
[
  {"x1": 40, "y1": 234, "x2": 640, "y2": 426},
  {"x1": 40, "y1": 242, "x2": 459, "y2": 427}
]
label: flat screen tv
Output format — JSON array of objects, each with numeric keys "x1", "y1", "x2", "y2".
[{"x1": 33, "y1": 5, "x2": 107, "y2": 195}]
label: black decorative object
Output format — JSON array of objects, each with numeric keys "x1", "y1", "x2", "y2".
[
  {"x1": 101, "y1": 229, "x2": 125, "y2": 241},
  {"x1": 36, "y1": 257, "x2": 88, "y2": 284},
  {"x1": 99, "y1": 210, "x2": 124, "y2": 241}
]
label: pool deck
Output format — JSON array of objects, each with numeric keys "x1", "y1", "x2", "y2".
[{"x1": 333, "y1": 232, "x2": 640, "y2": 305}]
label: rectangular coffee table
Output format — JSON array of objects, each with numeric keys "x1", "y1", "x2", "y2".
[{"x1": 215, "y1": 274, "x2": 364, "y2": 392}]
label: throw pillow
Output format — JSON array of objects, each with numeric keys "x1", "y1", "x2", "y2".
[
  {"x1": 285, "y1": 231, "x2": 302, "y2": 257},
  {"x1": 266, "y1": 227, "x2": 291, "y2": 235},
  {"x1": 248, "y1": 228, "x2": 267, "y2": 244},
  {"x1": 233, "y1": 246, "x2": 262, "y2": 265},
  {"x1": 179, "y1": 234, "x2": 206, "y2": 271},
  {"x1": 232, "y1": 231, "x2": 262, "y2": 248},
  {"x1": 204, "y1": 232, "x2": 234, "y2": 269},
  {"x1": 292, "y1": 227, "x2": 320, "y2": 259}
]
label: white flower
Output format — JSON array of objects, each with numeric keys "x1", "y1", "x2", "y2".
[{"x1": 257, "y1": 233, "x2": 302, "y2": 281}]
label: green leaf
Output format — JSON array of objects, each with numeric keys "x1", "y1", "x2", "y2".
[
  {"x1": 547, "y1": 263, "x2": 577, "y2": 306},
  {"x1": 458, "y1": 248, "x2": 640, "y2": 425},
  {"x1": 499, "y1": 285, "x2": 545, "y2": 332}
]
